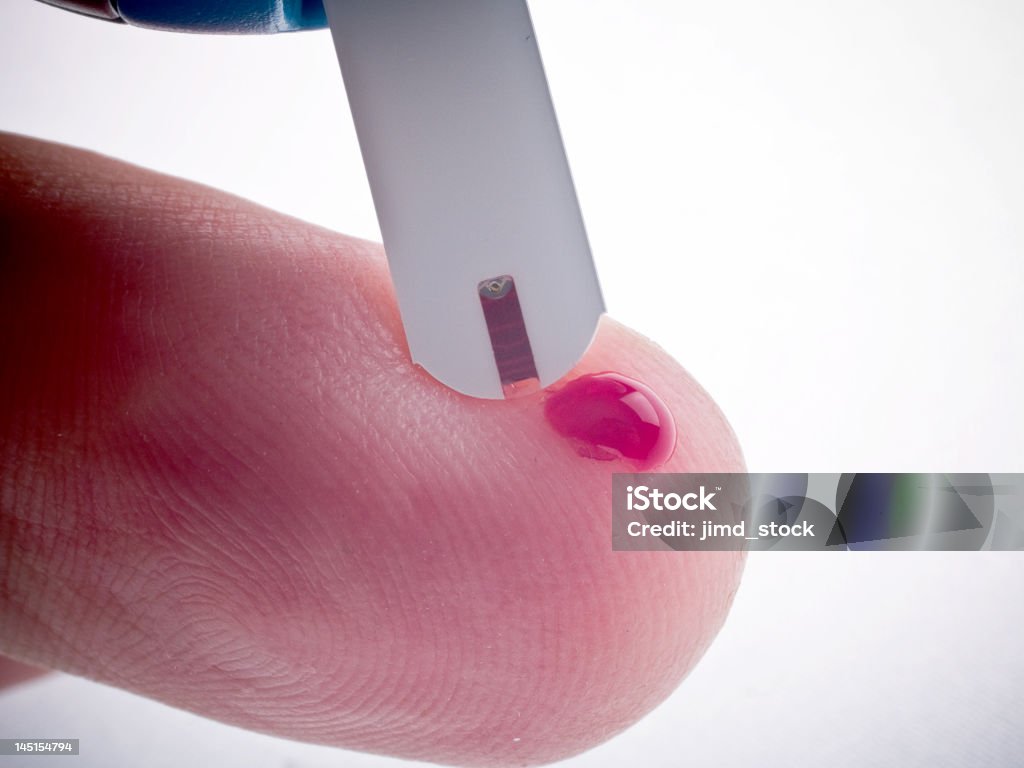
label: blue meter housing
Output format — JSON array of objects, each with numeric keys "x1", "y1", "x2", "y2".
[{"x1": 41, "y1": 0, "x2": 328, "y2": 32}]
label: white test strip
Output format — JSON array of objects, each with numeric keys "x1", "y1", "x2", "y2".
[{"x1": 324, "y1": 0, "x2": 605, "y2": 400}]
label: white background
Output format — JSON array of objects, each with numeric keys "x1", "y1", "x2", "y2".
[{"x1": 1, "y1": 1, "x2": 1022, "y2": 766}]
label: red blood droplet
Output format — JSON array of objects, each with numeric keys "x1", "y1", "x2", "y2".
[{"x1": 543, "y1": 372, "x2": 675, "y2": 470}]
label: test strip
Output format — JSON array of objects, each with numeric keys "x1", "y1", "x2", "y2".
[
  {"x1": 478, "y1": 275, "x2": 540, "y2": 397},
  {"x1": 324, "y1": 0, "x2": 605, "y2": 399}
]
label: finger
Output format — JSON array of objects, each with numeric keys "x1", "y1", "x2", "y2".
[
  {"x1": 0, "y1": 656, "x2": 48, "y2": 690},
  {"x1": 0, "y1": 132, "x2": 745, "y2": 767}
]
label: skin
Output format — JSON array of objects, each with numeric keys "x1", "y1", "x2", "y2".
[{"x1": 0, "y1": 132, "x2": 745, "y2": 767}]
